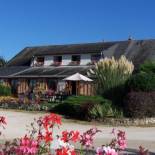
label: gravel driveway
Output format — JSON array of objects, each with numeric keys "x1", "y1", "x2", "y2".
[{"x1": 0, "y1": 109, "x2": 155, "y2": 152}]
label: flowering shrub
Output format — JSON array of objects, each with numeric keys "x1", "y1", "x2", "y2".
[
  {"x1": 96, "y1": 146, "x2": 118, "y2": 155},
  {"x1": 80, "y1": 128, "x2": 101, "y2": 148},
  {"x1": 16, "y1": 136, "x2": 38, "y2": 154},
  {"x1": 0, "y1": 96, "x2": 18, "y2": 104},
  {"x1": 0, "y1": 114, "x2": 149, "y2": 155}
]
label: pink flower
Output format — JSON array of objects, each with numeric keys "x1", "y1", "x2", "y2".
[
  {"x1": 96, "y1": 146, "x2": 118, "y2": 155},
  {"x1": 103, "y1": 146, "x2": 118, "y2": 155},
  {"x1": 117, "y1": 139, "x2": 127, "y2": 150},
  {"x1": 117, "y1": 130, "x2": 127, "y2": 150},
  {"x1": 17, "y1": 135, "x2": 38, "y2": 155},
  {"x1": 80, "y1": 127, "x2": 101, "y2": 148},
  {"x1": 96, "y1": 147, "x2": 103, "y2": 155}
]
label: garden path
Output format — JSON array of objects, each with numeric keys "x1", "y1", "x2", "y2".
[{"x1": 0, "y1": 109, "x2": 155, "y2": 152}]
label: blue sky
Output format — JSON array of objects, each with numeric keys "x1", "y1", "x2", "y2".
[{"x1": 0, "y1": 0, "x2": 155, "y2": 60}]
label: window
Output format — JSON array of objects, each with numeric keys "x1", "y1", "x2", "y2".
[
  {"x1": 91, "y1": 54, "x2": 101, "y2": 64},
  {"x1": 35, "y1": 57, "x2": 44, "y2": 66},
  {"x1": 70, "y1": 55, "x2": 80, "y2": 65},
  {"x1": 53, "y1": 56, "x2": 62, "y2": 66}
]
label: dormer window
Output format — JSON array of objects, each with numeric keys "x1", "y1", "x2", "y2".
[
  {"x1": 91, "y1": 54, "x2": 101, "y2": 64},
  {"x1": 53, "y1": 56, "x2": 62, "y2": 66},
  {"x1": 35, "y1": 57, "x2": 44, "y2": 66},
  {"x1": 70, "y1": 55, "x2": 80, "y2": 65}
]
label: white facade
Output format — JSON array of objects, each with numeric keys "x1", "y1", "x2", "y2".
[
  {"x1": 62, "y1": 55, "x2": 72, "y2": 65},
  {"x1": 80, "y1": 54, "x2": 91, "y2": 65},
  {"x1": 44, "y1": 56, "x2": 53, "y2": 66},
  {"x1": 32, "y1": 54, "x2": 94, "y2": 66}
]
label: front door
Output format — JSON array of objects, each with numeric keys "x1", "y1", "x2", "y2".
[{"x1": 71, "y1": 81, "x2": 76, "y2": 95}]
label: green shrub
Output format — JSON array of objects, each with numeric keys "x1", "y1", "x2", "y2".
[
  {"x1": 126, "y1": 72, "x2": 155, "y2": 92},
  {"x1": 40, "y1": 102, "x2": 58, "y2": 111},
  {"x1": 63, "y1": 95, "x2": 105, "y2": 105},
  {"x1": 89, "y1": 103, "x2": 123, "y2": 119},
  {"x1": 139, "y1": 60, "x2": 155, "y2": 74},
  {"x1": 124, "y1": 91, "x2": 155, "y2": 118},
  {"x1": 53, "y1": 96, "x2": 123, "y2": 120},
  {"x1": 0, "y1": 85, "x2": 11, "y2": 96}
]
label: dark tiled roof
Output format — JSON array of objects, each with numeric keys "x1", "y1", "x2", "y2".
[
  {"x1": 7, "y1": 42, "x2": 115, "y2": 66},
  {"x1": 102, "y1": 39, "x2": 155, "y2": 68},
  {"x1": 0, "y1": 66, "x2": 29, "y2": 78},
  {"x1": 6, "y1": 39, "x2": 155, "y2": 68},
  {"x1": 2, "y1": 66, "x2": 92, "y2": 79}
]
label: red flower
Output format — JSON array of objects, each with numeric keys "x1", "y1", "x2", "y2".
[
  {"x1": 49, "y1": 113, "x2": 62, "y2": 125},
  {"x1": 61, "y1": 131, "x2": 69, "y2": 142},
  {"x1": 43, "y1": 113, "x2": 62, "y2": 130},
  {"x1": 61, "y1": 130, "x2": 80, "y2": 143},
  {"x1": 70, "y1": 131, "x2": 80, "y2": 143},
  {"x1": 44, "y1": 131, "x2": 53, "y2": 143},
  {"x1": 43, "y1": 115, "x2": 51, "y2": 130},
  {"x1": 56, "y1": 147, "x2": 76, "y2": 155}
]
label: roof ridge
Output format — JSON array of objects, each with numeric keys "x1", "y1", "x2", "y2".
[{"x1": 18, "y1": 39, "x2": 155, "y2": 49}]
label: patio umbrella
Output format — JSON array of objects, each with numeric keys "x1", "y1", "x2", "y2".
[{"x1": 63, "y1": 73, "x2": 93, "y2": 82}]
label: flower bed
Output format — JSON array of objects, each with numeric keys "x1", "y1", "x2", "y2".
[
  {"x1": 0, "y1": 96, "x2": 18, "y2": 104},
  {"x1": 0, "y1": 113, "x2": 150, "y2": 155}
]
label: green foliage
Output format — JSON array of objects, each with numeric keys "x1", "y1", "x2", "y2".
[
  {"x1": 0, "y1": 85, "x2": 11, "y2": 96},
  {"x1": 53, "y1": 96, "x2": 123, "y2": 120},
  {"x1": 124, "y1": 60, "x2": 155, "y2": 118},
  {"x1": 126, "y1": 72, "x2": 155, "y2": 92},
  {"x1": 139, "y1": 60, "x2": 155, "y2": 74},
  {"x1": 40, "y1": 102, "x2": 58, "y2": 111},
  {"x1": 89, "y1": 103, "x2": 123, "y2": 119},
  {"x1": 63, "y1": 95, "x2": 105, "y2": 105}
]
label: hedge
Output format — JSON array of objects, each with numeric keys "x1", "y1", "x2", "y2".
[
  {"x1": 52, "y1": 96, "x2": 123, "y2": 120},
  {"x1": 0, "y1": 85, "x2": 11, "y2": 96},
  {"x1": 124, "y1": 91, "x2": 155, "y2": 118},
  {"x1": 126, "y1": 72, "x2": 155, "y2": 92}
]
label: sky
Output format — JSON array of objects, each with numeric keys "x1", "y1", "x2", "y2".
[{"x1": 0, "y1": 0, "x2": 155, "y2": 60}]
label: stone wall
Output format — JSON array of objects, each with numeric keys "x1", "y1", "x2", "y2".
[{"x1": 102, "y1": 117, "x2": 155, "y2": 126}]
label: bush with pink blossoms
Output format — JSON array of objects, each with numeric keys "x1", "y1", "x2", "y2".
[{"x1": 0, "y1": 114, "x2": 150, "y2": 155}]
